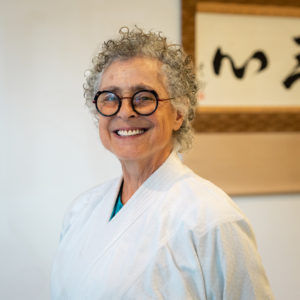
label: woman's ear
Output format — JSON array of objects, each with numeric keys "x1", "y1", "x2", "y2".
[{"x1": 173, "y1": 110, "x2": 184, "y2": 131}]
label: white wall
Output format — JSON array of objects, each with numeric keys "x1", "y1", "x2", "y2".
[
  {"x1": 234, "y1": 194, "x2": 300, "y2": 300},
  {"x1": 0, "y1": 0, "x2": 299, "y2": 299}
]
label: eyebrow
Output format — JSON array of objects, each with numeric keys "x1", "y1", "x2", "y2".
[{"x1": 99, "y1": 84, "x2": 155, "y2": 95}]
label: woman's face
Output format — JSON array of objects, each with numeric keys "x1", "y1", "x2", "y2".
[{"x1": 97, "y1": 57, "x2": 183, "y2": 164}]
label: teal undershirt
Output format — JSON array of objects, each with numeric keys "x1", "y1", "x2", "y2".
[{"x1": 110, "y1": 182, "x2": 124, "y2": 220}]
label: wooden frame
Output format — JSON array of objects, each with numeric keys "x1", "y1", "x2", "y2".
[{"x1": 182, "y1": 0, "x2": 300, "y2": 132}]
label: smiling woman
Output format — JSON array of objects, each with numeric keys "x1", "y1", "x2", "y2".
[{"x1": 51, "y1": 27, "x2": 274, "y2": 300}]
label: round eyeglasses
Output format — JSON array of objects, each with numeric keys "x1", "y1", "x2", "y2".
[{"x1": 93, "y1": 89, "x2": 173, "y2": 117}]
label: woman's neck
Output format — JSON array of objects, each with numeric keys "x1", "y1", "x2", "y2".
[{"x1": 120, "y1": 150, "x2": 172, "y2": 204}]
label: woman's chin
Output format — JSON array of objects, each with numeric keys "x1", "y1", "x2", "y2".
[
  {"x1": 112, "y1": 146, "x2": 172, "y2": 168},
  {"x1": 111, "y1": 146, "x2": 157, "y2": 164},
  {"x1": 114, "y1": 151, "x2": 148, "y2": 163}
]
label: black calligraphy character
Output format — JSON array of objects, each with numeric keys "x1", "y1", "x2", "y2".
[
  {"x1": 213, "y1": 47, "x2": 268, "y2": 79},
  {"x1": 283, "y1": 37, "x2": 300, "y2": 89}
]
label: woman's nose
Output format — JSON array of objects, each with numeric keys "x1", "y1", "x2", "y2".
[{"x1": 117, "y1": 98, "x2": 137, "y2": 118}]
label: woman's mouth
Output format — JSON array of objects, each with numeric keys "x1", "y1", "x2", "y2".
[{"x1": 115, "y1": 128, "x2": 147, "y2": 137}]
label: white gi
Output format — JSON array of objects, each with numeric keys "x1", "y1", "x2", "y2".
[{"x1": 51, "y1": 152, "x2": 274, "y2": 299}]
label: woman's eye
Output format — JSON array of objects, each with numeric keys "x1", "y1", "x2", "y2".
[
  {"x1": 101, "y1": 93, "x2": 118, "y2": 103},
  {"x1": 134, "y1": 93, "x2": 155, "y2": 104},
  {"x1": 137, "y1": 96, "x2": 151, "y2": 101}
]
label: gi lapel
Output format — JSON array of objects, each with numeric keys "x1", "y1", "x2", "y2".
[{"x1": 77, "y1": 152, "x2": 188, "y2": 292}]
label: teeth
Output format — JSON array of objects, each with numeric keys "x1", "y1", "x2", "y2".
[{"x1": 117, "y1": 129, "x2": 145, "y2": 136}]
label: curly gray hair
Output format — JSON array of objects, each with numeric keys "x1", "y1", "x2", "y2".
[{"x1": 84, "y1": 26, "x2": 198, "y2": 152}]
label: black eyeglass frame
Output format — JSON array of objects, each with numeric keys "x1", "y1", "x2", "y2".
[{"x1": 93, "y1": 89, "x2": 173, "y2": 117}]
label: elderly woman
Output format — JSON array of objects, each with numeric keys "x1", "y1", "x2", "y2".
[{"x1": 51, "y1": 27, "x2": 273, "y2": 299}]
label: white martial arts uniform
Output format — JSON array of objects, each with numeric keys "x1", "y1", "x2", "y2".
[{"x1": 51, "y1": 152, "x2": 274, "y2": 299}]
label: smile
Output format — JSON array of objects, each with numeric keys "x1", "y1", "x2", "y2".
[{"x1": 115, "y1": 129, "x2": 147, "y2": 137}]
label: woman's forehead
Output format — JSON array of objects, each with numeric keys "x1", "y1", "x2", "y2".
[{"x1": 99, "y1": 57, "x2": 168, "y2": 93}]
